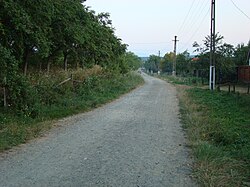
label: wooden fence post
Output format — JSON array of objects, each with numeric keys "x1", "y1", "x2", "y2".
[{"x1": 248, "y1": 83, "x2": 250, "y2": 94}]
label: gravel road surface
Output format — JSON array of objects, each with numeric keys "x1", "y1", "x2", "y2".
[{"x1": 0, "y1": 73, "x2": 196, "y2": 187}]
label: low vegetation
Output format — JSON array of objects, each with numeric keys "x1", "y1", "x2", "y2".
[
  {"x1": 159, "y1": 74, "x2": 207, "y2": 86},
  {"x1": 163, "y1": 75, "x2": 250, "y2": 186},
  {"x1": 0, "y1": 69, "x2": 144, "y2": 151}
]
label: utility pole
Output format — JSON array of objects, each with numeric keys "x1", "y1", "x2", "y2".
[
  {"x1": 172, "y1": 36, "x2": 178, "y2": 76},
  {"x1": 157, "y1": 50, "x2": 161, "y2": 73},
  {"x1": 209, "y1": 0, "x2": 216, "y2": 90}
]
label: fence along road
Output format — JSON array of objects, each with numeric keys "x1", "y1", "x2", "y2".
[{"x1": 0, "y1": 73, "x2": 196, "y2": 187}]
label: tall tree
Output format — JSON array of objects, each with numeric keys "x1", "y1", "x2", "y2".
[
  {"x1": 121, "y1": 52, "x2": 142, "y2": 73},
  {"x1": 46, "y1": 0, "x2": 86, "y2": 72},
  {"x1": 144, "y1": 55, "x2": 161, "y2": 73},
  {"x1": 160, "y1": 52, "x2": 174, "y2": 73},
  {"x1": 176, "y1": 51, "x2": 191, "y2": 76},
  {"x1": 1, "y1": 0, "x2": 53, "y2": 75},
  {"x1": 234, "y1": 41, "x2": 250, "y2": 66},
  {"x1": 193, "y1": 33, "x2": 236, "y2": 81}
]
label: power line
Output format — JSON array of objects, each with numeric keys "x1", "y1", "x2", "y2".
[
  {"x1": 178, "y1": 0, "x2": 208, "y2": 37},
  {"x1": 181, "y1": 0, "x2": 209, "y2": 38},
  {"x1": 230, "y1": 0, "x2": 250, "y2": 21},
  {"x1": 178, "y1": 2, "x2": 210, "y2": 52},
  {"x1": 128, "y1": 42, "x2": 172, "y2": 45},
  {"x1": 179, "y1": 7, "x2": 210, "y2": 52},
  {"x1": 178, "y1": 0, "x2": 250, "y2": 53},
  {"x1": 177, "y1": 0, "x2": 210, "y2": 52},
  {"x1": 177, "y1": 0, "x2": 196, "y2": 35}
]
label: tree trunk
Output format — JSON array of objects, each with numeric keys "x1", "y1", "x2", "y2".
[
  {"x1": 39, "y1": 61, "x2": 43, "y2": 73},
  {"x1": 75, "y1": 55, "x2": 80, "y2": 70},
  {"x1": 23, "y1": 49, "x2": 29, "y2": 76},
  {"x1": 3, "y1": 86, "x2": 7, "y2": 107},
  {"x1": 3, "y1": 77, "x2": 7, "y2": 107},
  {"x1": 47, "y1": 57, "x2": 51, "y2": 74},
  {"x1": 75, "y1": 61, "x2": 78, "y2": 70},
  {"x1": 63, "y1": 52, "x2": 68, "y2": 71}
]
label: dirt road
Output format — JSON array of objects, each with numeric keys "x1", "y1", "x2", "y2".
[{"x1": 0, "y1": 74, "x2": 196, "y2": 187}]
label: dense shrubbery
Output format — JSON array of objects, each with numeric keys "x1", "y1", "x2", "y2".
[
  {"x1": 0, "y1": 1, "x2": 144, "y2": 150},
  {"x1": 0, "y1": 1, "x2": 143, "y2": 114},
  {"x1": 0, "y1": 69, "x2": 144, "y2": 151}
]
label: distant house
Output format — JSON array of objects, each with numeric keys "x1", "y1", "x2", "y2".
[{"x1": 191, "y1": 57, "x2": 199, "y2": 62}]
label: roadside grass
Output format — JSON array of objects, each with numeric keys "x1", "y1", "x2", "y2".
[
  {"x1": 159, "y1": 74, "x2": 207, "y2": 86},
  {"x1": 158, "y1": 74, "x2": 250, "y2": 186},
  {"x1": 0, "y1": 70, "x2": 144, "y2": 151},
  {"x1": 177, "y1": 86, "x2": 250, "y2": 186}
]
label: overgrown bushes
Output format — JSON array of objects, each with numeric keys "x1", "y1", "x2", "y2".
[{"x1": 0, "y1": 69, "x2": 144, "y2": 151}]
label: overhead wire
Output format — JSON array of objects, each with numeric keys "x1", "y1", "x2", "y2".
[
  {"x1": 127, "y1": 1, "x2": 204, "y2": 54},
  {"x1": 177, "y1": 0, "x2": 210, "y2": 52},
  {"x1": 177, "y1": 0, "x2": 206, "y2": 37},
  {"x1": 133, "y1": 0, "x2": 211, "y2": 55},
  {"x1": 177, "y1": 0, "x2": 196, "y2": 35},
  {"x1": 129, "y1": 42, "x2": 172, "y2": 45},
  {"x1": 179, "y1": 0, "x2": 209, "y2": 39},
  {"x1": 177, "y1": 1, "x2": 201, "y2": 36},
  {"x1": 229, "y1": 0, "x2": 250, "y2": 21},
  {"x1": 127, "y1": 41, "x2": 173, "y2": 56},
  {"x1": 174, "y1": 0, "x2": 250, "y2": 53},
  {"x1": 179, "y1": 7, "x2": 210, "y2": 52}
]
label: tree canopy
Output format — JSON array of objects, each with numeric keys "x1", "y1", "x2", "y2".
[
  {"x1": 143, "y1": 33, "x2": 249, "y2": 83},
  {"x1": 0, "y1": 0, "x2": 130, "y2": 75},
  {"x1": 0, "y1": 0, "x2": 144, "y2": 112}
]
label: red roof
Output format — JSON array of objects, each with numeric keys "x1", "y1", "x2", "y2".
[{"x1": 191, "y1": 57, "x2": 199, "y2": 61}]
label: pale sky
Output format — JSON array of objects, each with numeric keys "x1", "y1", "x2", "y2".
[{"x1": 85, "y1": 0, "x2": 250, "y2": 57}]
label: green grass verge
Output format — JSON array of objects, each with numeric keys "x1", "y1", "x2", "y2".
[
  {"x1": 179, "y1": 87, "x2": 250, "y2": 186},
  {"x1": 0, "y1": 72, "x2": 144, "y2": 151},
  {"x1": 159, "y1": 74, "x2": 207, "y2": 86}
]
